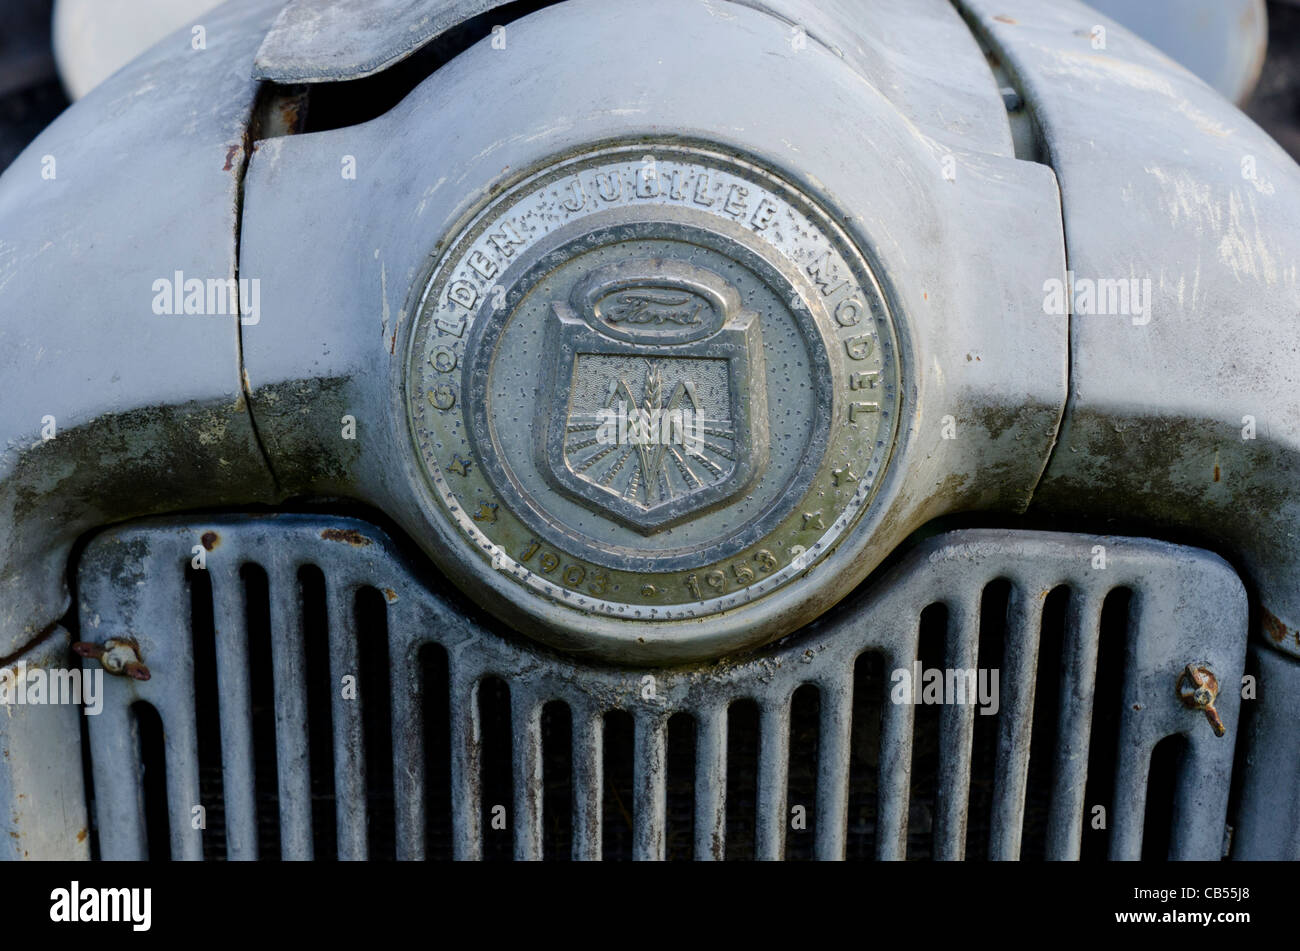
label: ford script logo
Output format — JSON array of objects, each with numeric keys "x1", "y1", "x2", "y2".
[{"x1": 579, "y1": 258, "x2": 736, "y2": 344}]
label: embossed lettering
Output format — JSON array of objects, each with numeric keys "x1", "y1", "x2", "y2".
[
  {"x1": 594, "y1": 172, "x2": 622, "y2": 202},
  {"x1": 807, "y1": 250, "x2": 849, "y2": 298},
  {"x1": 723, "y1": 184, "x2": 749, "y2": 217},
  {"x1": 560, "y1": 176, "x2": 586, "y2": 212},
  {"x1": 447, "y1": 280, "x2": 478, "y2": 310},
  {"x1": 468, "y1": 250, "x2": 498, "y2": 281},
  {"x1": 692, "y1": 174, "x2": 714, "y2": 207},
  {"x1": 834, "y1": 298, "x2": 863, "y2": 327},
  {"x1": 486, "y1": 220, "x2": 525, "y2": 257},
  {"x1": 751, "y1": 199, "x2": 779, "y2": 231},
  {"x1": 848, "y1": 401, "x2": 879, "y2": 422},
  {"x1": 844, "y1": 334, "x2": 874, "y2": 360}
]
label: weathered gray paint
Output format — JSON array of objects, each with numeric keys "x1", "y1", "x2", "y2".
[
  {"x1": 959, "y1": 0, "x2": 1300, "y2": 666},
  {"x1": 0, "y1": 0, "x2": 282, "y2": 662}
]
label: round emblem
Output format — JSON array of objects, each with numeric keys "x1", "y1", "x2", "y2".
[{"x1": 406, "y1": 144, "x2": 901, "y2": 656}]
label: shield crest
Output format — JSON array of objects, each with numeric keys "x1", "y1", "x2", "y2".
[{"x1": 537, "y1": 258, "x2": 769, "y2": 534}]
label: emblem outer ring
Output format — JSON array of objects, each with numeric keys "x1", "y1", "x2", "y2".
[{"x1": 405, "y1": 143, "x2": 901, "y2": 634}]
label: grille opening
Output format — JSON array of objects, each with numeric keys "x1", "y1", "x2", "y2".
[
  {"x1": 725, "y1": 699, "x2": 760, "y2": 860},
  {"x1": 846, "y1": 650, "x2": 885, "y2": 860},
  {"x1": 965, "y1": 579, "x2": 1010, "y2": 860},
  {"x1": 242, "y1": 563, "x2": 280, "y2": 860},
  {"x1": 186, "y1": 563, "x2": 225, "y2": 860},
  {"x1": 478, "y1": 677, "x2": 513, "y2": 861},
  {"x1": 356, "y1": 586, "x2": 395, "y2": 860},
  {"x1": 1143, "y1": 734, "x2": 1188, "y2": 860},
  {"x1": 785, "y1": 685, "x2": 820, "y2": 860},
  {"x1": 601, "y1": 709, "x2": 635, "y2": 861},
  {"x1": 540, "y1": 700, "x2": 572, "y2": 861},
  {"x1": 133, "y1": 700, "x2": 170, "y2": 861},
  {"x1": 1224, "y1": 645, "x2": 1261, "y2": 860},
  {"x1": 77, "y1": 699, "x2": 100, "y2": 860},
  {"x1": 908, "y1": 602, "x2": 947, "y2": 860},
  {"x1": 300, "y1": 565, "x2": 335, "y2": 860},
  {"x1": 665, "y1": 713, "x2": 696, "y2": 861},
  {"x1": 1082, "y1": 587, "x2": 1132, "y2": 860},
  {"x1": 1021, "y1": 585, "x2": 1069, "y2": 859},
  {"x1": 419, "y1": 642, "x2": 452, "y2": 860}
]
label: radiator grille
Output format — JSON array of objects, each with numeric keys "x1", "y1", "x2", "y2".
[{"x1": 76, "y1": 516, "x2": 1247, "y2": 860}]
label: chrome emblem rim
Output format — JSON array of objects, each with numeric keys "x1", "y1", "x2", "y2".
[{"x1": 406, "y1": 143, "x2": 901, "y2": 642}]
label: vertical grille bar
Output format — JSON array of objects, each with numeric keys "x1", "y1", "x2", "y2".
[
  {"x1": 1045, "y1": 591, "x2": 1104, "y2": 859},
  {"x1": 211, "y1": 564, "x2": 258, "y2": 860},
  {"x1": 934, "y1": 597, "x2": 980, "y2": 860},
  {"x1": 138, "y1": 553, "x2": 204, "y2": 861},
  {"x1": 162, "y1": 680, "x2": 204, "y2": 861},
  {"x1": 987, "y1": 584, "x2": 1044, "y2": 860},
  {"x1": 1108, "y1": 740, "x2": 1150, "y2": 860},
  {"x1": 326, "y1": 581, "x2": 367, "y2": 859},
  {"x1": 390, "y1": 627, "x2": 426, "y2": 861},
  {"x1": 571, "y1": 708, "x2": 603, "y2": 860},
  {"x1": 876, "y1": 647, "x2": 916, "y2": 860},
  {"x1": 449, "y1": 674, "x2": 483, "y2": 860},
  {"x1": 87, "y1": 696, "x2": 149, "y2": 859},
  {"x1": 512, "y1": 694, "x2": 544, "y2": 861},
  {"x1": 754, "y1": 699, "x2": 790, "y2": 860},
  {"x1": 268, "y1": 561, "x2": 313, "y2": 860},
  {"x1": 632, "y1": 714, "x2": 667, "y2": 861},
  {"x1": 814, "y1": 675, "x2": 852, "y2": 861},
  {"x1": 693, "y1": 708, "x2": 727, "y2": 860}
]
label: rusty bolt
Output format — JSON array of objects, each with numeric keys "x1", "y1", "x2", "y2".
[
  {"x1": 1176, "y1": 664, "x2": 1224, "y2": 737},
  {"x1": 72, "y1": 638, "x2": 151, "y2": 682}
]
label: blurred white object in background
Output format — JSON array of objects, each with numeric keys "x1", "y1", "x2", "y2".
[
  {"x1": 53, "y1": 0, "x2": 226, "y2": 100},
  {"x1": 1087, "y1": 0, "x2": 1269, "y2": 104}
]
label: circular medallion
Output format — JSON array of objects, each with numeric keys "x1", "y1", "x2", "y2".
[{"x1": 406, "y1": 144, "x2": 901, "y2": 654}]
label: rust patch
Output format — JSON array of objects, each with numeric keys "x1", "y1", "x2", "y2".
[
  {"x1": 76, "y1": 827, "x2": 87, "y2": 843},
  {"x1": 384, "y1": 588, "x2": 399, "y2": 603},
  {"x1": 222, "y1": 144, "x2": 240, "y2": 171},
  {"x1": 1262, "y1": 607, "x2": 1288, "y2": 644},
  {"x1": 201, "y1": 531, "x2": 220, "y2": 551},
  {"x1": 279, "y1": 99, "x2": 302, "y2": 131},
  {"x1": 994, "y1": 15, "x2": 1017, "y2": 24},
  {"x1": 321, "y1": 528, "x2": 372, "y2": 547},
  {"x1": 1213, "y1": 463, "x2": 1221, "y2": 482}
]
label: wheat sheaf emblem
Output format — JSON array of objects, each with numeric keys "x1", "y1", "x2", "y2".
[{"x1": 562, "y1": 358, "x2": 737, "y2": 507}]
